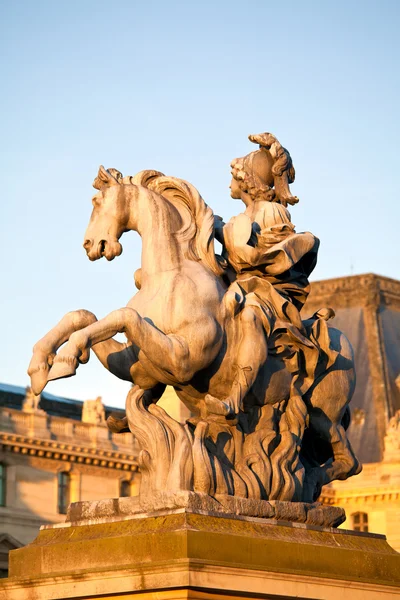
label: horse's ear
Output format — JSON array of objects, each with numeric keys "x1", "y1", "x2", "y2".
[{"x1": 93, "y1": 165, "x2": 122, "y2": 190}]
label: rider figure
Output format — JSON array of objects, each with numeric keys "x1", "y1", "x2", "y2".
[{"x1": 205, "y1": 133, "x2": 321, "y2": 418}]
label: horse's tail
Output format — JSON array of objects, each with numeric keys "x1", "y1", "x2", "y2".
[
  {"x1": 132, "y1": 170, "x2": 225, "y2": 278},
  {"x1": 269, "y1": 392, "x2": 308, "y2": 501},
  {"x1": 107, "y1": 413, "x2": 130, "y2": 433}
]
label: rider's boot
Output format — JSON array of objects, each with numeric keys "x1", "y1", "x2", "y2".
[
  {"x1": 205, "y1": 364, "x2": 253, "y2": 418},
  {"x1": 204, "y1": 305, "x2": 269, "y2": 418}
]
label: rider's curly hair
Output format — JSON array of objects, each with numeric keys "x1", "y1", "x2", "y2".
[
  {"x1": 231, "y1": 133, "x2": 299, "y2": 207},
  {"x1": 230, "y1": 155, "x2": 276, "y2": 202}
]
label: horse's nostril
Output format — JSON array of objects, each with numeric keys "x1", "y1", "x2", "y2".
[{"x1": 83, "y1": 239, "x2": 93, "y2": 250}]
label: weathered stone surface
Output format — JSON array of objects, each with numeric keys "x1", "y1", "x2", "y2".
[
  {"x1": 305, "y1": 504, "x2": 346, "y2": 527},
  {"x1": 271, "y1": 500, "x2": 307, "y2": 523},
  {"x1": 63, "y1": 492, "x2": 344, "y2": 528},
  {"x1": 214, "y1": 494, "x2": 276, "y2": 519},
  {"x1": 3, "y1": 513, "x2": 400, "y2": 600}
]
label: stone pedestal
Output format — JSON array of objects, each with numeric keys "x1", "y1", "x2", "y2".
[{"x1": 1, "y1": 500, "x2": 400, "y2": 600}]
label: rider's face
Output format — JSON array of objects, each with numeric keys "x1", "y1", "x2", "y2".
[{"x1": 229, "y1": 176, "x2": 242, "y2": 199}]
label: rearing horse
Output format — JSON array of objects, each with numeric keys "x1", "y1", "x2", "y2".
[
  {"x1": 29, "y1": 167, "x2": 230, "y2": 408},
  {"x1": 28, "y1": 166, "x2": 360, "y2": 501}
]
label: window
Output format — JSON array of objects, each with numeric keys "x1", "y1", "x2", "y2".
[
  {"x1": 0, "y1": 465, "x2": 6, "y2": 507},
  {"x1": 352, "y1": 512, "x2": 368, "y2": 532},
  {"x1": 57, "y1": 472, "x2": 70, "y2": 514},
  {"x1": 120, "y1": 480, "x2": 131, "y2": 497}
]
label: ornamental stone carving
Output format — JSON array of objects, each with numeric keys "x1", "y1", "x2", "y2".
[
  {"x1": 82, "y1": 397, "x2": 106, "y2": 425},
  {"x1": 28, "y1": 133, "x2": 362, "y2": 526},
  {"x1": 384, "y1": 409, "x2": 400, "y2": 460},
  {"x1": 22, "y1": 386, "x2": 44, "y2": 414}
]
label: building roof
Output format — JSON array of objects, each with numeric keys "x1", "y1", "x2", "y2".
[
  {"x1": 304, "y1": 273, "x2": 400, "y2": 464},
  {"x1": 0, "y1": 382, "x2": 124, "y2": 421},
  {"x1": 0, "y1": 382, "x2": 138, "y2": 472}
]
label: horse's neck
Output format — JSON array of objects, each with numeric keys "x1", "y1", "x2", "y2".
[{"x1": 127, "y1": 186, "x2": 185, "y2": 279}]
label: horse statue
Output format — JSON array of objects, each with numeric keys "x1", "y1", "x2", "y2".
[{"x1": 28, "y1": 133, "x2": 361, "y2": 518}]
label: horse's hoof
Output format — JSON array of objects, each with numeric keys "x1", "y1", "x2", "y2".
[
  {"x1": 107, "y1": 414, "x2": 129, "y2": 433},
  {"x1": 47, "y1": 358, "x2": 77, "y2": 382},
  {"x1": 28, "y1": 367, "x2": 49, "y2": 396}
]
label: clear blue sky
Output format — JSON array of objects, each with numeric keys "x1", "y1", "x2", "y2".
[{"x1": 1, "y1": 0, "x2": 399, "y2": 407}]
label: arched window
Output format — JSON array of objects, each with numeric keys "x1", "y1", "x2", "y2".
[
  {"x1": 57, "y1": 472, "x2": 70, "y2": 514},
  {"x1": 0, "y1": 465, "x2": 6, "y2": 507},
  {"x1": 352, "y1": 512, "x2": 368, "y2": 532},
  {"x1": 119, "y1": 480, "x2": 131, "y2": 497}
]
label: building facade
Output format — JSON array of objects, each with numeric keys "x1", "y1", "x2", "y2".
[
  {"x1": 0, "y1": 384, "x2": 141, "y2": 574},
  {"x1": 303, "y1": 273, "x2": 400, "y2": 551}
]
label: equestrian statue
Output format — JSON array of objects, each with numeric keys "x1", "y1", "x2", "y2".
[{"x1": 28, "y1": 133, "x2": 361, "y2": 521}]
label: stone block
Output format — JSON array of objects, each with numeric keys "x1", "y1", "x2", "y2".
[
  {"x1": 64, "y1": 491, "x2": 345, "y2": 528},
  {"x1": 1, "y1": 508, "x2": 399, "y2": 600}
]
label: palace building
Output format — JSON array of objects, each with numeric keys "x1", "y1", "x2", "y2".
[
  {"x1": 303, "y1": 273, "x2": 400, "y2": 551},
  {"x1": 0, "y1": 273, "x2": 399, "y2": 575},
  {"x1": 0, "y1": 384, "x2": 140, "y2": 576}
]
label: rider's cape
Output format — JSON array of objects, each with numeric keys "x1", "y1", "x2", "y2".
[{"x1": 223, "y1": 216, "x2": 339, "y2": 398}]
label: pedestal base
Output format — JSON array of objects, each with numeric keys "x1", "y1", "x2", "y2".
[
  {"x1": 65, "y1": 490, "x2": 347, "y2": 528},
  {"x1": 2, "y1": 507, "x2": 400, "y2": 599}
]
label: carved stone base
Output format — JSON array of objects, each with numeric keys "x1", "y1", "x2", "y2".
[
  {"x1": 3, "y1": 512, "x2": 400, "y2": 600},
  {"x1": 64, "y1": 491, "x2": 346, "y2": 528}
]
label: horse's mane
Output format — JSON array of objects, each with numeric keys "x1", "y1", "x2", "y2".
[{"x1": 129, "y1": 170, "x2": 225, "y2": 277}]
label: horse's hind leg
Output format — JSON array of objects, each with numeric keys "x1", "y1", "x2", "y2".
[
  {"x1": 302, "y1": 409, "x2": 361, "y2": 502},
  {"x1": 107, "y1": 382, "x2": 166, "y2": 433},
  {"x1": 302, "y1": 369, "x2": 361, "y2": 502}
]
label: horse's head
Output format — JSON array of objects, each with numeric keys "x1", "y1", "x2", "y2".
[{"x1": 83, "y1": 166, "x2": 128, "y2": 261}]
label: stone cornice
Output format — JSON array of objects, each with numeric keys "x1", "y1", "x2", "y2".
[
  {"x1": 304, "y1": 273, "x2": 400, "y2": 311},
  {"x1": 0, "y1": 433, "x2": 139, "y2": 472},
  {"x1": 320, "y1": 488, "x2": 400, "y2": 505}
]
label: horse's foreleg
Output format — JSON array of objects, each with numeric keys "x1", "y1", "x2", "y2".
[
  {"x1": 28, "y1": 310, "x2": 98, "y2": 394},
  {"x1": 90, "y1": 339, "x2": 134, "y2": 382},
  {"x1": 28, "y1": 309, "x2": 132, "y2": 394},
  {"x1": 47, "y1": 307, "x2": 209, "y2": 385}
]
